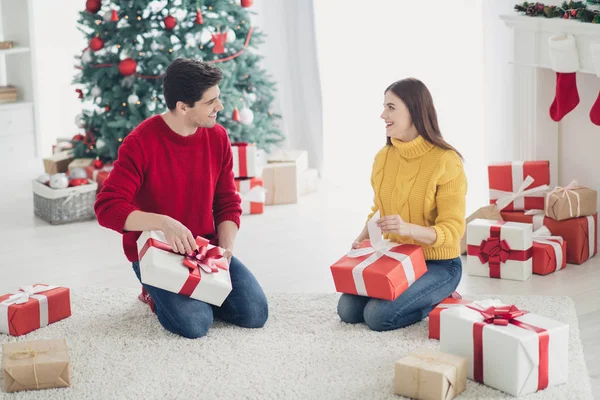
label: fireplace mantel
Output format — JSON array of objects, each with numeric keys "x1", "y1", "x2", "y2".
[{"x1": 500, "y1": 14, "x2": 600, "y2": 187}]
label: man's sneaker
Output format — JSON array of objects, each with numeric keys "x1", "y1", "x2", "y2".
[{"x1": 138, "y1": 287, "x2": 156, "y2": 313}]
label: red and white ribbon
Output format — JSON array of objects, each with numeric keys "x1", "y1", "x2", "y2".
[
  {"x1": 491, "y1": 174, "x2": 549, "y2": 211},
  {"x1": 545, "y1": 180, "x2": 584, "y2": 218},
  {"x1": 0, "y1": 285, "x2": 57, "y2": 334},
  {"x1": 524, "y1": 209, "x2": 546, "y2": 231},
  {"x1": 345, "y1": 212, "x2": 416, "y2": 296},
  {"x1": 532, "y1": 227, "x2": 564, "y2": 272},
  {"x1": 586, "y1": 215, "x2": 596, "y2": 259}
]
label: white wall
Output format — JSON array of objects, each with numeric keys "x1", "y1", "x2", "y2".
[
  {"x1": 30, "y1": 0, "x2": 86, "y2": 158},
  {"x1": 313, "y1": 0, "x2": 488, "y2": 214}
]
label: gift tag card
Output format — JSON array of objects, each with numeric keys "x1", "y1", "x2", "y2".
[{"x1": 368, "y1": 211, "x2": 385, "y2": 249}]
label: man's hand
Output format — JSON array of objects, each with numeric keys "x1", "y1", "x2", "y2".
[
  {"x1": 222, "y1": 249, "x2": 233, "y2": 263},
  {"x1": 160, "y1": 216, "x2": 198, "y2": 255},
  {"x1": 377, "y1": 215, "x2": 412, "y2": 237}
]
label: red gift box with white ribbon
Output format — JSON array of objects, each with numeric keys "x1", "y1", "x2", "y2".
[
  {"x1": 235, "y1": 177, "x2": 266, "y2": 215},
  {"x1": 136, "y1": 231, "x2": 232, "y2": 306},
  {"x1": 440, "y1": 300, "x2": 568, "y2": 397},
  {"x1": 330, "y1": 212, "x2": 427, "y2": 301},
  {"x1": 466, "y1": 219, "x2": 533, "y2": 281},
  {"x1": 0, "y1": 285, "x2": 71, "y2": 336},
  {"x1": 532, "y1": 226, "x2": 567, "y2": 275},
  {"x1": 232, "y1": 143, "x2": 258, "y2": 179},
  {"x1": 488, "y1": 161, "x2": 550, "y2": 211}
]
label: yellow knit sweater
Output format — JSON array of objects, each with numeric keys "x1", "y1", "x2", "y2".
[{"x1": 368, "y1": 135, "x2": 467, "y2": 260}]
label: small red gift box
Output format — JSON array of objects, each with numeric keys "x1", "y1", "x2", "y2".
[
  {"x1": 0, "y1": 285, "x2": 71, "y2": 336},
  {"x1": 330, "y1": 240, "x2": 427, "y2": 301},
  {"x1": 488, "y1": 161, "x2": 550, "y2": 211},
  {"x1": 232, "y1": 142, "x2": 258, "y2": 178},
  {"x1": 532, "y1": 227, "x2": 567, "y2": 275},
  {"x1": 235, "y1": 177, "x2": 266, "y2": 215},
  {"x1": 502, "y1": 211, "x2": 597, "y2": 265},
  {"x1": 428, "y1": 298, "x2": 473, "y2": 340}
]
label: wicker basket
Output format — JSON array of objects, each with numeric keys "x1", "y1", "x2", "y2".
[{"x1": 32, "y1": 180, "x2": 98, "y2": 225}]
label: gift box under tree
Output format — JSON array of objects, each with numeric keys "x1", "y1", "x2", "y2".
[
  {"x1": 330, "y1": 212, "x2": 427, "y2": 301},
  {"x1": 136, "y1": 231, "x2": 232, "y2": 306},
  {"x1": 488, "y1": 161, "x2": 550, "y2": 211},
  {"x1": 428, "y1": 298, "x2": 473, "y2": 340},
  {"x1": 544, "y1": 181, "x2": 597, "y2": 221},
  {"x1": 232, "y1": 142, "x2": 258, "y2": 178},
  {"x1": 235, "y1": 177, "x2": 266, "y2": 215},
  {"x1": 440, "y1": 299, "x2": 569, "y2": 397},
  {"x1": 532, "y1": 226, "x2": 567, "y2": 275},
  {"x1": 466, "y1": 219, "x2": 533, "y2": 281}
]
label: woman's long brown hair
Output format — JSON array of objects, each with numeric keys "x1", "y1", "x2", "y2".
[{"x1": 385, "y1": 78, "x2": 464, "y2": 160}]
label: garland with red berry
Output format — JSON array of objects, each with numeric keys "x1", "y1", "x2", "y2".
[{"x1": 514, "y1": 1, "x2": 600, "y2": 23}]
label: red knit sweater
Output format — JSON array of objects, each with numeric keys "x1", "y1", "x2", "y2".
[{"x1": 95, "y1": 115, "x2": 242, "y2": 262}]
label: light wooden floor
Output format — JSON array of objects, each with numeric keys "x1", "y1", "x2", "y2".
[{"x1": 1, "y1": 169, "x2": 598, "y2": 398}]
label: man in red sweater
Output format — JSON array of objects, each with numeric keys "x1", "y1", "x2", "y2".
[{"x1": 95, "y1": 58, "x2": 268, "y2": 338}]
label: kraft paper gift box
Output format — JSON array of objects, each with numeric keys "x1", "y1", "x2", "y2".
[
  {"x1": 43, "y1": 152, "x2": 74, "y2": 175},
  {"x1": 394, "y1": 349, "x2": 468, "y2": 400},
  {"x1": 330, "y1": 212, "x2": 427, "y2": 301},
  {"x1": 267, "y1": 149, "x2": 309, "y2": 173},
  {"x1": 2, "y1": 339, "x2": 71, "y2": 393},
  {"x1": 136, "y1": 231, "x2": 232, "y2": 306},
  {"x1": 501, "y1": 210, "x2": 597, "y2": 265},
  {"x1": 235, "y1": 177, "x2": 266, "y2": 215},
  {"x1": 232, "y1": 142, "x2": 258, "y2": 178},
  {"x1": 460, "y1": 204, "x2": 503, "y2": 255},
  {"x1": 545, "y1": 181, "x2": 597, "y2": 221},
  {"x1": 466, "y1": 219, "x2": 533, "y2": 281},
  {"x1": 440, "y1": 299, "x2": 569, "y2": 397},
  {"x1": 261, "y1": 162, "x2": 299, "y2": 205},
  {"x1": 532, "y1": 227, "x2": 567, "y2": 275},
  {"x1": 428, "y1": 298, "x2": 473, "y2": 340},
  {"x1": 67, "y1": 158, "x2": 94, "y2": 171},
  {"x1": 488, "y1": 161, "x2": 550, "y2": 211},
  {"x1": 0, "y1": 285, "x2": 71, "y2": 336}
]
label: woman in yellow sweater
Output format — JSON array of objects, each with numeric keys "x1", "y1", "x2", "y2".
[{"x1": 337, "y1": 78, "x2": 467, "y2": 331}]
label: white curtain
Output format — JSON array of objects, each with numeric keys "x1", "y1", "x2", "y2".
[
  {"x1": 252, "y1": 1, "x2": 324, "y2": 171},
  {"x1": 313, "y1": 0, "x2": 490, "y2": 214}
]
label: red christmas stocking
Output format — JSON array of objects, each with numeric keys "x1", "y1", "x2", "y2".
[
  {"x1": 549, "y1": 72, "x2": 579, "y2": 122},
  {"x1": 548, "y1": 34, "x2": 580, "y2": 122},
  {"x1": 590, "y1": 43, "x2": 600, "y2": 126}
]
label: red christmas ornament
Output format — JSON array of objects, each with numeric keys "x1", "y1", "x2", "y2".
[
  {"x1": 571, "y1": 9, "x2": 577, "y2": 17},
  {"x1": 164, "y1": 15, "x2": 177, "y2": 30},
  {"x1": 211, "y1": 31, "x2": 227, "y2": 54},
  {"x1": 90, "y1": 37, "x2": 104, "y2": 51},
  {"x1": 118, "y1": 58, "x2": 137, "y2": 76},
  {"x1": 93, "y1": 159, "x2": 104, "y2": 169},
  {"x1": 537, "y1": 3, "x2": 544, "y2": 11},
  {"x1": 232, "y1": 108, "x2": 240, "y2": 121},
  {"x1": 111, "y1": 10, "x2": 119, "y2": 22},
  {"x1": 195, "y1": 9, "x2": 204, "y2": 25},
  {"x1": 105, "y1": 105, "x2": 110, "y2": 112},
  {"x1": 76, "y1": 89, "x2": 83, "y2": 99},
  {"x1": 85, "y1": 0, "x2": 101, "y2": 13},
  {"x1": 69, "y1": 178, "x2": 89, "y2": 187},
  {"x1": 72, "y1": 134, "x2": 85, "y2": 141},
  {"x1": 563, "y1": 13, "x2": 569, "y2": 19},
  {"x1": 241, "y1": 0, "x2": 253, "y2": 7}
]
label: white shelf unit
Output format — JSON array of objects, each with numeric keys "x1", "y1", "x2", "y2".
[{"x1": 0, "y1": 0, "x2": 39, "y2": 163}]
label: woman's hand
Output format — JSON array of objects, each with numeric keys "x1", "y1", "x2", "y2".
[{"x1": 376, "y1": 215, "x2": 412, "y2": 237}]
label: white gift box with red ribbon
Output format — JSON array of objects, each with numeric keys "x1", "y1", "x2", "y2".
[{"x1": 136, "y1": 231, "x2": 232, "y2": 306}]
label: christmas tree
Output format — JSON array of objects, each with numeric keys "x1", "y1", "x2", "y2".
[{"x1": 72, "y1": 0, "x2": 283, "y2": 162}]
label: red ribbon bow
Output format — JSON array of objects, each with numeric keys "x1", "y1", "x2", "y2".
[
  {"x1": 468, "y1": 304, "x2": 549, "y2": 392},
  {"x1": 477, "y1": 237, "x2": 511, "y2": 265}
]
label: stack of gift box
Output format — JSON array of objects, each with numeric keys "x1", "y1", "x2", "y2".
[
  {"x1": 231, "y1": 143, "x2": 320, "y2": 215},
  {"x1": 462, "y1": 160, "x2": 597, "y2": 281},
  {"x1": 328, "y1": 210, "x2": 571, "y2": 398}
]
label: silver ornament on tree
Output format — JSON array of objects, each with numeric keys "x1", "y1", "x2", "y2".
[
  {"x1": 81, "y1": 50, "x2": 92, "y2": 63},
  {"x1": 91, "y1": 86, "x2": 101, "y2": 97},
  {"x1": 239, "y1": 107, "x2": 254, "y2": 125},
  {"x1": 74, "y1": 113, "x2": 86, "y2": 128},
  {"x1": 95, "y1": 138, "x2": 106, "y2": 149},
  {"x1": 246, "y1": 92, "x2": 257, "y2": 104},
  {"x1": 49, "y1": 173, "x2": 69, "y2": 189},
  {"x1": 150, "y1": 42, "x2": 160, "y2": 51},
  {"x1": 127, "y1": 94, "x2": 139, "y2": 105},
  {"x1": 226, "y1": 28, "x2": 236, "y2": 43}
]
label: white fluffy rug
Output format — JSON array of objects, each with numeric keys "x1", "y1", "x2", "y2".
[{"x1": 0, "y1": 288, "x2": 593, "y2": 400}]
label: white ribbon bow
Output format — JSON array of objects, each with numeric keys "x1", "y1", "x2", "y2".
[
  {"x1": 1, "y1": 285, "x2": 57, "y2": 306},
  {"x1": 532, "y1": 227, "x2": 564, "y2": 272},
  {"x1": 345, "y1": 211, "x2": 416, "y2": 296},
  {"x1": 493, "y1": 175, "x2": 549, "y2": 211},
  {"x1": 545, "y1": 180, "x2": 583, "y2": 218},
  {"x1": 239, "y1": 186, "x2": 267, "y2": 204}
]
